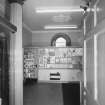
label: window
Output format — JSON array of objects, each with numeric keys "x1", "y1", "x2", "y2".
[
  {"x1": 51, "y1": 33, "x2": 71, "y2": 47},
  {"x1": 55, "y1": 37, "x2": 66, "y2": 47}
]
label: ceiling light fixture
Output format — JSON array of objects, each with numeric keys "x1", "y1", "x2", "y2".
[
  {"x1": 52, "y1": 14, "x2": 72, "y2": 22},
  {"x1": 44, "y1": 25, "x2": 78, "y2": 29},
  {"x1": 36, "y1": 7, "x2": 84, "y2": 13}
]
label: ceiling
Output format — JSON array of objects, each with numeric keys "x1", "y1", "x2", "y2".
[{"x1": 22, "y1": 0, "x2": 93, "y2": 31}]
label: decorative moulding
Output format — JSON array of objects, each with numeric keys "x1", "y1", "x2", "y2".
[{"x1": 31, "y1": 30, "x2": 82, "y2": 34}]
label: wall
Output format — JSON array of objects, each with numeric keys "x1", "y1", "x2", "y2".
[
  {"x1": 84, "y1": 1, "x2": 105, "y2": 105},
  {"x1": 22, "y1": 26, "x2": 32, "y2": 47},
  {"x1": 32, "y1": 30, "x2": 83, "y2": 47},
  {"x1": 0, "y1": 0, "x2": 6, "y2": 17},
  {"x1": 86, "y1": 36, "x2": 95, "y2": 98},
  {"x1": 85, "y1": 10, "x2": 94, "y2": 35},
  {"x1": 97, "y1": 30, "x2": 105, "y2": 105},
  {"x1": 0, "y1": 0, "x2": 32, "y2": 47},
  {"x1": 97, "y1": 0, "x2": 105, "y2": 24},
  {"x1": 85, "y1": 19, "x2": 105, "y2": 105},
  {"x1": 0, "y1": 0, "x2": 11, "y2": 33},
  {"x1": 0, "y1": 1, "x2": 10, "y2": 105}
]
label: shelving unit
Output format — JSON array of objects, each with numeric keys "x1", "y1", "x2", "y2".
[
  {"x1": 23, "y1": 47, "x2": 38, "y2": 79},
  {"x1": 38, "y1": 47, "x2": 83, "y2": 82},
  {"x1": 38, "y1": 47, "x2": 82, "y2": 69},
  {"x1": 23, "y1": 47, "x2": 83, "y2": 82}
]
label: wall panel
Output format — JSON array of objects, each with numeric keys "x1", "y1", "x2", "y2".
[
  {"x1": 84, "y1": 88, "x2": 98, "y2": 105},
  {"x1": 97, "y1": 31, "x2": 105, "y2": 105},
  {"x1": 85, "y1": 1, "x2": 105, "y2": 105},
  {"x1": 85, "y1": 10, "x2": 94, "y2": 36},
  {"x1": 85, "y1": 17, "x2": 105, "y2": 105},
  {"x1": 86, "y1": 36, "x2": 95, "y2": 98},
  {"x1": 97, "y1": 0, "x2": 105, "y2": 24}
]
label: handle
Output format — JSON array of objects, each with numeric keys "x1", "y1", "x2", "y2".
[
  {"x1": 50, "y1": 72, "x2": 61, "y2": 80},
  {"x1": 50, "y1": 72, "x2": 60, "y2": 76}
]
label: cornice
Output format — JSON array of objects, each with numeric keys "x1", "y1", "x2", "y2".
[{"x1": 32, "y1": 29, "x2": 82, "y2": 34}]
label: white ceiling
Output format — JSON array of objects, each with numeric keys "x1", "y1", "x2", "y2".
[{"x1": 22, "y1": 0, "x2": 91, "y2": 31}]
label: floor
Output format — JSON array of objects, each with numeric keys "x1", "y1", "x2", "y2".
[{"x1": 23, "y1": 80, "x2": 80, "y2": 105}]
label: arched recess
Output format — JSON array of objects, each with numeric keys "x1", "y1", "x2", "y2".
[{"x1": 51, "y1": 33, "x2": 71, "y2": 46}]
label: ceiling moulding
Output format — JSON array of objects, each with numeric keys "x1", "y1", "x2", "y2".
[
  {"x1": 31, "y1": 30, "x2": 82, "y2": 34},
  {"x1": 22, "y1": 22, "x2": 32, "y2": 32}
]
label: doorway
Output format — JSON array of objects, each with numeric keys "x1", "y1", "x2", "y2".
[{"x1": 0, "y1": 35, "x2": 9, "y2": 105}]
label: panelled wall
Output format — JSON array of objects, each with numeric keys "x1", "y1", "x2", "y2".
[
  {"x1": 32, "y1": 30, "x2": 84, "y2": 47},
  {"x1": 97, "y1": 31, "x2": 105, "y2": 105},
  {"x1": 84, "y1": 0, "x2": 105, "y2": 105},
  {"x1": 86, "y1": 36, "x2": 95, "y2": 98}
]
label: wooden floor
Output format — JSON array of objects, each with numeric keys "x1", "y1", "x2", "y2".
[{"x1": 23, "y1": 80, "x2": 80, "y2": 105}]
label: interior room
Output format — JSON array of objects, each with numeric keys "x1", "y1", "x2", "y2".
[{"x1": 0, "y1": 0, "x2": 105, "y2": 105}]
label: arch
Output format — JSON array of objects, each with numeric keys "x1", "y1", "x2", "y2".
[
  {"x1": 56, "y1": 37, "x2": 66, "y2": 47},
  {"x1": 51, "y1": 33, "x2": 71, "y2": 46}
]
